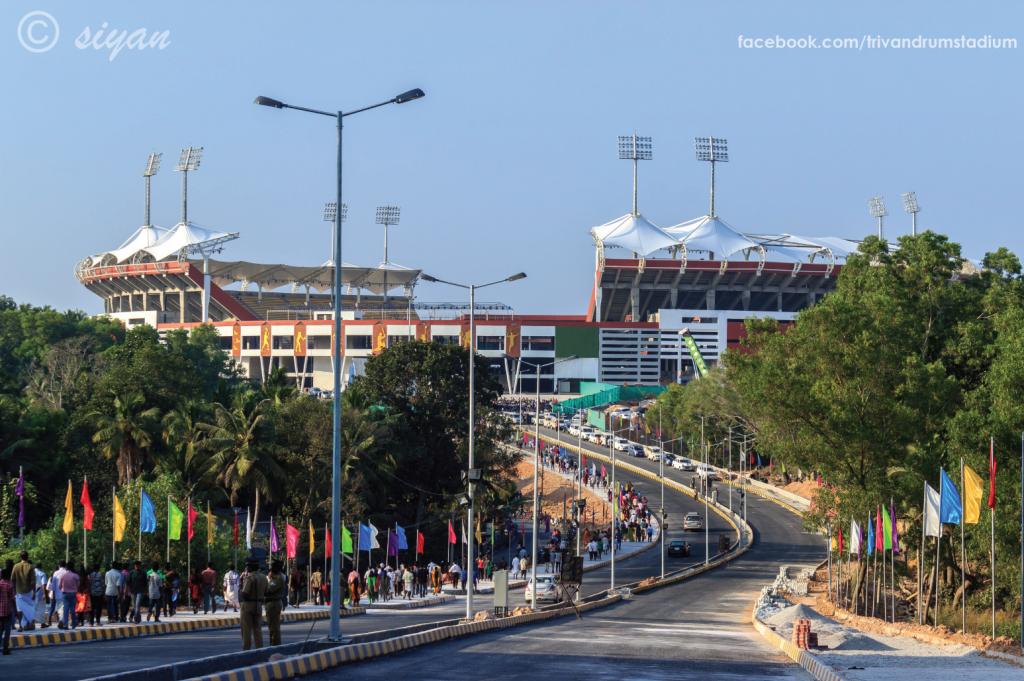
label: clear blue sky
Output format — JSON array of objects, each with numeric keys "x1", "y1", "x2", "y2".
[{"x1": 2, "y1": 2, "x2": 1021, "y2": 314}]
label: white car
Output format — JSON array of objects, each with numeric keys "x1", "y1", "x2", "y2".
[
  {"x1": 672, "y1": 457, "x2": 696, "y2": 471},
  {"x1": 697, "y1": 464, "x2": 719, "y2": 480},
  {"x1": 524, "y1": 574, "x2": 563, "y2": 603},
  {"x1": 627, "y1": 444, "x2": 645, "y2": 457},
  {"x1": 568, "y1": 425, "x2": 581, "y2": 437},
  {"x1": 645, "y1": 446, "x2": 662, "y2": 461},
  {"x1": 613, "y1": 437, "x2": 629, "y2": 452}
]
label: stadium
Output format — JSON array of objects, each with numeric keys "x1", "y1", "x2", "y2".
[{"x1": 76, "y1": 140, "x2": 861, "y2": 394}]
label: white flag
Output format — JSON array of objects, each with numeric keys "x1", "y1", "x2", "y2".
[
  {"x1": 849, "y1": 519, "x2": 861, "y2": 555},
  {"x1": 245, "y1": 507, "x2": 252, "y2": 550},
  {"x1": 368, "y1": 521, "x2": 381, "y2": 549},
  {"x1": 924, "y1": 483, "x2": 941, "y2": 537}
]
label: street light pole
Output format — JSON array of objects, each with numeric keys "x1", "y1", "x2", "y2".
[
  {"x1": 702, "y1": 416, "x2": 709, "y2": 565},
  {"x1": 255, "y1": 87, "x2": 424, "y2": 641}
]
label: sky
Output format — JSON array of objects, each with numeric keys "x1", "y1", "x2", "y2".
[{"x1": 2, "y1": 1, "x2": 1022, "y2": 315}]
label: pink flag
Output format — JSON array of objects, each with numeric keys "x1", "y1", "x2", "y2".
[
  {"x1": 270, "y1": 516, "x2": 280, "y2": 553},
  {"x1": 285, "y1": 523, "x2": 299, "y2": 559}
]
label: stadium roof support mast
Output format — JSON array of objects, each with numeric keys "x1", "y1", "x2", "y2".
[
  {"x1": 868, "y1": 195, "x2": 888, "y2": 239},
  {"x1": 618, "y1": 133, "x2": 652, "y2": 216},
  {"x1": 323, "y1": 201, "x2": 348, "y2": 262},
  {"x1": 143, "y1": 152, "x2": 162, "y2": 227},
  {"x1": 902, "y1": 191, "x2": 920, "y2": 236},
  {"x1": 176, "y1": 146, "x2": 203, "y2": 225},
  {"x1": 376, "y1": 205, "x2": 401, "y2": 312},
  {"x1": 255, "y1": 86, "x2": 425, "y2": 643},
  {"x1": 695, "y1": 136, "x2": 728, "y2": 218}
]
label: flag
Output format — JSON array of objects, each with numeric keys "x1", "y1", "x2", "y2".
[
  {"x1": 475, "y1": 517, "x2": 483, "y2": 544},
  {"x1": 325, "y1": 524, "x2": 332, "y2": 555},
  {"x1": 168, "y1": 499, "x2": 185, "y2": 541},
  {"x1": 448, "y1": 520, "x2": 457, "y2": 545},
  {"x1": 939, "y1": 468, "x2": 963, "y2": 525},
  {"x1": 207, "y1": 502, "x2": 214, "y2": 546},
  {"x1": 882, "y1": 505, "x2": 893, "y2": 551},
  {"x1": 849, "y1": 519, "x2": 861, "y2": 556},
  {"x1": 838, "y1": 527, "x2": 844, "y2": 553},
  {"x1": 924, "y1": 483, "x2": 941, "y2": 537},
  {"x1": 866, "y1": 513, "x2": 875, "y2": 556},
  {"x1": 890, "y1": 500, "x2": 900, "y2": 555},
  {"x1": 396, "y1": 523, "x2": 408, "y2": 550},
  {"x1": 15, "y1": 469, "x2": 24, "y2": 529},
  {"x1": 309, "y1": 520, "x2": 315, "y2": 555},
  {"x1": 601, "y1": 464, "x2": 607, "y2": 478},
  {"x1": 988, "y1": 438, "x2": 997, "y2": 509},
  {"x1": 62, "y1": 481, "x2": 74, "y2": 534},
  {"x1": 874, "y1": 509, "x2": 883, "y2": 551},
  {"x1": 269, "y1": 516, "x2": 280, "y2": 553},
  {"x1": 140, "y1": 490, "x2": 157, "y2": 533},
  {"x1": 417, "y1": 530, "x2": 425, "y2": 554},
  {"x1": 80, "y1": 479, "x2": 94, "y2": 531},
  {"x1": 113, "y1": 493, "x2": 127, "y2": 542},
  {"x1": 286, "y1": 523, "x2": 299, "y2": 559},
  {"x1": 342, "y1": 524, "x2": 353, "y2": 554},
  {"x1": 233, "y1": 509, "x2": 239, "y2": 546},
  {"x1": 187, "y1": 502, "x2": 198, "y2": 541},
  {"x1": 245, "y1": 507, "x2": 252, "y2": 549},
  {"x1": 368, "y1": 521, "x2": 380, "y2": 549},
  {"x1": 387, "y1": 529, "x2": 399, "y2": 557},
  {"x1": 964, "y1": 464, "x2": 984, "y2": 524},
  {"x1": 359, "y1": 523, "x2": 373, "y2": 552}
]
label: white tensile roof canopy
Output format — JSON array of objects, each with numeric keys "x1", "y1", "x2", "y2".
[
  {"x1": 199, "y1": 259, "x2": 421, "y2": 294},
  {"x1": 590, "y1": 213, "x2": 678, "y2": 257},
  {"x1": 108, "y1": 224, "x2": 170, "y2": 264},
  {"x1": 665, "y1": 215, "x2": 760, "y2": 260},
  {"x1": 144, "y1": 222, "x2": 239, "y2": 262}
]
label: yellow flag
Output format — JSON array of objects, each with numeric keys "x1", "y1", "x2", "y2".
[
  {"x1": 62, "y1": 481, "x2": 74, "y2": 534},
  {"x1": 309, "y1": 520, "x2": 315, "y2": 555},
  {"x1": 113, "y1": 493, "x2": 127, "y2": 542},
  {"x1": 475, "y1": 516, "x2": 483, "y2": 544},
  {"x1": 963, "y1": 465, "x2": 984, "y2": 524},
  {"x1": 207, "y1": 501, "x2": 214, "y2": 546}
]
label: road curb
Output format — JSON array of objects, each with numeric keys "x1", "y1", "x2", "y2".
[
  {"x1": 750, "y1": 607, "x2": 848, "y2": 681},
  {"x1": 366, "y1": 594, "x2": 453, "y2": 610},
  {"x1": 183, "y1": 595, "x2": 621, "y2": 681},
  {"x1": 11, "y1": 606, "x2": 366, "y2": 650}
]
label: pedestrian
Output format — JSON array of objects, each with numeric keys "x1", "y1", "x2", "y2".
[
  {"x1": 58, "y1": 563, "x2": 80, "y2": 629},
  {"x1": 403, "y1": 565, "x2": 414, "y2": 599},
  {"x1": 347, "y1": 568, "x2": 361, "y2": 606},
  {"x1": 364, "y1": 567, "x2": 377, "y2": 603},
  {"x1": 201, "y1": 562, "x2": 218, "y2": 614},
  {"x1": 104, "y1": 563, "x2": 122, "y2": 623},
  {"x1": 308, "y1": 567, "x2": 322, "y2": 605},
  {"x1": 88, "y1": 563, "x2": 104, "y2": 626},
  {"x1": 288, "y1": 565, "x2": 302, "y2": 608},
  {"x1": 145, "y1": 562, "x2": 163, "y2": 623},
  {"x1": 33, "y1": 563, "x2": 48, "y2": 628},
  {"x1": 510, "y1": 556, "x2": 519, "y2": 579},
  {"x1": 0, "y1": 566, "x2": 15, "y2": 654},
  {"x1": 189, "y1": 569, "x2": 202, "y2": 615},
  {"x1": 223, "y1": 564, "x2": 240, "y2": 612},
  {"x1": 264, "y1": 560, "x2": 285, "y2": 646},
  {"x1": 163, "y1": 565, "x2": 179, "y2": 617},
  {"x1": 519, "y1": 556, "x2": 529, "y2": 581},
  {"x1": 239, "y1": 557, "x2": 267, "y2": 650},
  {"x1": 127, "y1": 561, "x2": 147, "y2": 623},
  {"x1": 11, "y1": 552, "x2": 35, "y2": 632}
]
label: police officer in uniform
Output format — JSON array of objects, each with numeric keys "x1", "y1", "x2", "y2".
[
  {"x1": 239, "y1": 557, "x2": 268, "y2": 650},
  {"x1": 264, "y1": 559, "x2": 287, "y2": 646}
]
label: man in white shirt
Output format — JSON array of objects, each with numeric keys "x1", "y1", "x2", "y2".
[
  {"x1": 104, "y1": 564, "x2": 123, "y2": 623},
  {"x1": 47, "y1": 561, "x2": 67, "y2": 626},
  {"x1": 510, "y1": 556, "x2": 520, "y2": 578},
  {"x1": 223, "y1": 565, "x2": 240, "y2": 612},
  {"x1": 33, "y1": 565, "x2": 47, "y2": 627}
]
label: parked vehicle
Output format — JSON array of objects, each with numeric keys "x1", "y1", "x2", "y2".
[{"x1": 524, "y1": 574, "x2": 563, "y2": 603}]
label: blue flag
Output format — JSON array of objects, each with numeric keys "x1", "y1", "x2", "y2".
[
  {"x1": 395, "y1": 523, "x2": 409, "y2": 550},
  {"x1": 359, "y1": 523, "x2": 372, "y2": 552},
  {"x1": 866, "y1": 514, "x2": 875, "y2": 556},
  {"x1": 140, "y1": 490, "x2": 157, "y2": 533},
  {"x1": 939, "y1": 468, "x2": 963, "y2": 525}
]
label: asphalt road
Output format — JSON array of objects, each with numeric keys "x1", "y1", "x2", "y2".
[{"x1": 302, "y1": 428, "x2": 824, "y2": 680}]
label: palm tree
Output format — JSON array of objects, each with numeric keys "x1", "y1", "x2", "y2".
[
  {"x1": 159, "y1": 400, "x2": 208, "y2": 493},
  {"x1": 201, "y1": 393, "x2": 284, "y2": 506},
  {"x1": 91, "y1": 391, "x2": 161, "y2": 484},
  {"x1": 260, "y1": 366, "x2": 296, "y2": 405}
]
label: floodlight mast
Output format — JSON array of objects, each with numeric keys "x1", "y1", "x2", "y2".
[
  {"x1": 695, "y1": 136, "x2": 728, "y2": 218},
  {"x1": 618, "y1": 133, "x2": 652, "y2": 215},
  {"x1": 176, "y1": 146, "x2": 203, "y2": 224},
  {"x1": 143, "y1": 152, "x2": 162, "y2": 227},
  {"x1": 868, "y1": 196, "x2": 888, "y2": 239},
  {"x1": 376, "y1": 205, "x2": 401, "y2": 311},
  {"x1": 323, "y1": 202, "x2": 347, "y2": 262},
  {"x1": 902, "y1": 192, "x2": 920, "y2": 236}
]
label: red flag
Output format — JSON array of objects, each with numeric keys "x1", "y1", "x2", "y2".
[
  {"x1": 285, "y1": 523, "x2": 299, "y2": 559},
  {"x1": 325, "y1": 523, "x2": 332, "y2": 555},
  {"x1": 187, "y1": 503, "x2": 199, "y2": 541},
  {"x1": 988, "y1": 438, "x2": 997, "y2": 509},
  {"x1": 581, "y1": 454, "x2": 587, "y2": 469},
  {"x1": 80, "y1": 479, "x2": 94, "y2": 531},
  {"x1": 448, "y1": 520, "x2": 457, "y2": 545},
  {"x1": 416, "y1": 530, "x2": 425, "y2": 553},
  {"x1": 233, "y1": 510, "x2": 239, "y2": 546},
  {"x1": 874, "y1": 507, "x2": 884, "y2": 550},
  {"x1": 837, "y1": 527, "x2": 844, "y2": 553}
]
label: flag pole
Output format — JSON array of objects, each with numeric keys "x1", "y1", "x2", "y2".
[
  {"x1": 961, "y1": 458, "x2": 966, "y2": 632},
  {"x1": 935, "y1": 474, "x2": 943, "y2": 626},
  {"x1": 166, "y1": 495, "x2": 171, "y2": 564},
  {"x1": 991, "y1": 435, "x2": 996, "y2": 640},
  {"x1": 83, "y1": 477, "x2": 88, "y2": 568},
  {"x1": 138, "y1": 489, "x2": 143, "y2": 562},
  {"x1": 918, "y1": 483, "x2": 924, "y2": 626},
  {"x1": 1019, "y1": 431, "x2": 1023, "y2": 654},
  {"x1": 207, "y1": 501, "x2": 212, "y2": 563},
  {"x1": 891, "y1": 499, "x2": 896, "y2": 623},
  {"x1": 881, "y1": 518, "x2": 887, "y2": 622},
  {"x1": 112, "y1": 486, "x2": 117, "y2": 564},
  {"x1": 187, "y1": 496, "x2": 192, "y2": 608}
]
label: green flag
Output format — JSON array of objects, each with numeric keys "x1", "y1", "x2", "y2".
[
  {"x1": 342, "y1": 525, "x2": 353, "y2": 554},
  {"x1": 881, "y1": 504, "x2": 893, "y2": 551},
  {"x1": 168, "y1": 499, "x2": 185, "y2": 541}
]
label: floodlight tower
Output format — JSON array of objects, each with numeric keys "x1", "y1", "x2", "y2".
[
  {"x1": 618, "y1": 133, "x2": 652, "y2": 215},
  {"x1": 143, "y1": 152, "x2": 162, "y2": 227},
  {"x1": 902, "y1": 192, "x2": 920, "y2": 236},
  {"x1": 176, "y1": 146, "x2": 203, "y2": 224},
  {"x1": 868, "y1": 196, "x2": 888, "y2": 239},
  {"x1": 323, "y1": 202, "x2": 348, "y2": 262},
  {"x1": 376, "y1": 205, "x2": 401, "y2": 311},
  {"x1": 695, "y1": 136, "x2": 728, "y2": 218}
]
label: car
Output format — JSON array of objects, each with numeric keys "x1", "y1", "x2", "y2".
[
  {"x1": 568, "y1": 425, "x2": 580, "y2": 436},
  {"x1": 645, "y1": 446, "x2": 662, "y2": 461},
  {"x1": 667, "y1": 539, "x2": 691, "y2": 557},
  {"x1": 524, "y1": 574, "x2": 563, "y2": 603},
  {"x1": 627, "y1": 444, "x2": 645, "y2": 457},
  {"x1": 683, "y1": 512, "x2": 703, "y2": 530},
  {"x1": 613, "y1": 437, "x2": 629, "y2": 452},
  {"x1": 696, "y1": 464, "x2": 719, "y2": 480},
  {"x1": 672, "y1": 457, "x2": 696, "y2": 471}
]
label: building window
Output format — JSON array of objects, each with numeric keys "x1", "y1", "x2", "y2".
[
  {"x1": 433, "y1": 335, "x2": 460, "y2": 345},
  {"x1": 388, "y1": 335, "x2": 412, "y2": 346},
  {"x1": 522, "y1": 335, "x2": 554, "y2": 351},
  {"x1": 242, "y1": 336, "x2": 260, "y2": 350},
  {"x1": 345, "y1": 335, "x2": 373, "y2": 350},
  {"x1": 476, "y1": 336, "x2": 504, "y2": 351},
  {"x1": 307, "y1": 334, "x2": 331, "y2": 350},
  {"x1": 273, "y1": 335, "x2": 294, "y2": 350},
  {"x1": 218, "y1": 336, "x2": 233, "y2": 350}
]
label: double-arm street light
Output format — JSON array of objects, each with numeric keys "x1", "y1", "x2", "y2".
[
  {"x1": 419, "y1": 271, "x2": 526, "y2": 620},
  {"x1": 658, "y1": 434, "x2": 686, "y2": 580},
  {"x1": 524, "y1": 355, "x2": 576, "y2": 610},
  {"x1": 606, "y1": 423, "x2": 632, "y2": 592},
  {"x1": 255, "y1": 87, "x2": 425, "y2": 641}
]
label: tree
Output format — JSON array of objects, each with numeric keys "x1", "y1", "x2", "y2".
[
  {"x1": 91, "y1": 390, "x2": 161, "y2": 485},
  {"x1": 159, "y1": 400, "x2": 210, "y2": 493},
  {"x1": 201, "y1": 393, "x2": 283, "y2": 506}
]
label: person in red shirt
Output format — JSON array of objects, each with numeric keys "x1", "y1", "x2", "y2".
[
  {"x1": 200, "y1": 563, "x2": 218, "y2": 614},
  {"x1": 0, "y1": 566, "x2": 16, "y2": 654}
]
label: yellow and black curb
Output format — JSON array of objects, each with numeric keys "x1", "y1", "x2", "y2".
[
  {"x1": 12, "y1": 607, "x2": 366, "y2": 650},
  {"x1": 750, "y1": 607, "x2": 847, "y2": 681},
  {"x1": 186, "y1": 596, "x2": 619, "y2": 681},
  {"x1": 367, "y1": 594, "x2": 454, "y2": 610}
]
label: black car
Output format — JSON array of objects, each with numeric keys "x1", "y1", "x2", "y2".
[{"x1": 667, "y1": 539, "x2": 691, "y2": 557}]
